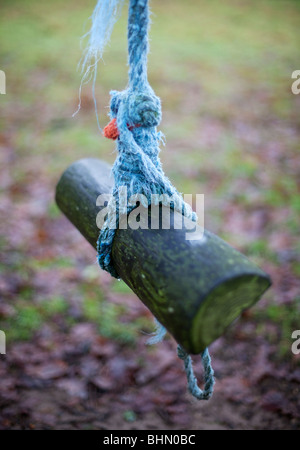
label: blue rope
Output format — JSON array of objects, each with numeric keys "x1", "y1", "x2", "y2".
[
  {"x1": 85, "y1": 0, "x2": 215, "y2": 400},
  {"x1": 148, "y1": 319, "x2": 215, "y2": 400},
  {"x1": 97, "y1": 0, "x2": 196, "y2": 278},
  {"x1": 74, "y1": 0, "x2": 125, "y2": 122},
  {"x1": 177, "y1": 346, "x2": 215, "y2": 401}
]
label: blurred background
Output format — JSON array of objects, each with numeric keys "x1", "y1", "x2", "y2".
[{"x1": 0, "y1": 0, "x2": 299, "y2": 430}]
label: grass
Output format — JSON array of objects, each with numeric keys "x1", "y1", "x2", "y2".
[
  {"x1": 1, "y1": 297, "x2": 69, "y2": 342},
  {"x1": 1, "y1": 278, "x2": 151, "y2": 345},
  {"x1": 81, "y1": 280, "x2": 152, "y2": 346},
  {"x1": 1, "y1": 0, "x2": 299, "y2": 173},
  {"x1": 254, "y1": 299, "x2": 300, "y2": 361},
  {"x1": 82, "y1": 297, "x2": 139, "y2": 345}
]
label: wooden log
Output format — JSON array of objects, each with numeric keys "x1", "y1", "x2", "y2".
[{"x1": 55, "y1": 158, "x2": 271, "y2": 354}]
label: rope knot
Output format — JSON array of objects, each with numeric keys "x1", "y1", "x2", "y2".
[
  {"x1": 128, "y1": 91, "x2": 161, "y2": 128},
  {"x1": 110, "y1": 89, "x2": 161, "y2": 127},
  {"x1": 103, "y1": 88, "x2": 162, "y2": 139}
]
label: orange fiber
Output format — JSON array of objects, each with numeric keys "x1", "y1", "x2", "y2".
[
  {"x1": 103, "y1": 118, "x2": 119, "y2": 140},
  {"x1": 103, "y1": 118, "x2": 141, "y2": 140}
]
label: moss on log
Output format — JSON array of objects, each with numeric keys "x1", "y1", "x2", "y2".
[{"x1": 56, "y1": 158, "x2": 271, "y2": 354}]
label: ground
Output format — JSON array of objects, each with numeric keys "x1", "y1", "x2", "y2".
[{"x1": 0, "y1": 0, "x2": 299, "y2": 430}]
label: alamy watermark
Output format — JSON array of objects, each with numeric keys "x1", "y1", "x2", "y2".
[
  {"x1": 291, "y1": 330, "x2": 300, "y2": 355},
  {"x1": 0, "y1": 70, "x2": 6, "y2": 95},
  {"x1": 0, "y1": 330, "x2": 6, "y2": 355},
  {"x1": 291, "y1": 70, "x2": 300, "y2": 95},
  {"x1": 96, "y1": 188, "x2": 205, "y2": 241}
]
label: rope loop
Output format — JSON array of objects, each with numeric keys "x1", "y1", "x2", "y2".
[{"x1": 177, "y1": 346, "x2": 215, "y2": 401}]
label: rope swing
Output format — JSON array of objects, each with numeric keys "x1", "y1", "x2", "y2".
[{"x1": 80, "y1": 0, "x2": 215, "y2": 401}]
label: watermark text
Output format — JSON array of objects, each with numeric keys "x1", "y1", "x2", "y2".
[
  {"x1": 291, "y1": 330, "x2": 300, "y2": 355},
  {"x1": 96, "y1": 189, "x2": 205, "y2": 241},
  {"x1": 291, "y1": 70, "x2": 300, "y2": 95},
  {"x1": 0, "y1": 330, "x2": 6, "y2": 355},
  {"x1": 0, "y1": 70, "x2": 6, "y2": 95}
]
